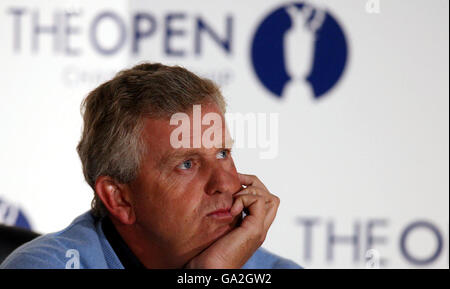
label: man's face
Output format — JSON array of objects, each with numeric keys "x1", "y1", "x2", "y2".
[{"x1": 128, "y1": 102, "x2": 242, "y2": 256}]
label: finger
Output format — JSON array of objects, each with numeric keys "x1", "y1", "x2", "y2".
[
  {"x1": 232, "y1": 186, "x2": 280, "y2": 233},
  {"x1": 238, "y1": 173, "x2": 268, "y2": 191},
  {"x1": 262, "y1": 196, "x2": 280, "y2": 230},
  {"x1": 234, "y1": 186, "x2": 273, "y2": 203},
  {"x1": 235, "y1": 187, "x2": 279, "y2": 230},
  {"x1": 232, "y1": 189, "x2": 278, "y2": 227},
  {"x1": 230, "y1": 193, "x2": 265, "y2": 222},
  {"x1": 234, "y1": 186, "x2": 260, "y2": 197}
]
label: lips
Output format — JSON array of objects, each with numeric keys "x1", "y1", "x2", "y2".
[{"x1": 207, "y1": 208, "x2": 232, "y2": 218}]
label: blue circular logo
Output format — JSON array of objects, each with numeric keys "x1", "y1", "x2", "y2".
[
  {"x1": 0, "y1": 197, "x2": 32, "y2": 230},
  {"x1": 251, "y1": 2, "x2": 348, "y2": 99}
]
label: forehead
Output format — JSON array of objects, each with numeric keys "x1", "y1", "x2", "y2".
[{"x1": 141, "y1": 103, "x2": 233, "y2": 162}]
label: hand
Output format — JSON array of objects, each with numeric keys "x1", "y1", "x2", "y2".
[{"x1": 184, "y1": 173, "x2": 280, "y2": 269}]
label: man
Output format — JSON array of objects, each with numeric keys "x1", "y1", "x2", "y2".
[{"x1": 1, "y1": 63, "x2": 301, "y2": 269}]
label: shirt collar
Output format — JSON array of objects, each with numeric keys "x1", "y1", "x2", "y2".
[{"x1": 101, "y1": 216, "x2": 145, "y2": 269}]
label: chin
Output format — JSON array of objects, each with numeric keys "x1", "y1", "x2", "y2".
[{"x1": 203, "y1": 215, "x2": 239, "y2": 245}]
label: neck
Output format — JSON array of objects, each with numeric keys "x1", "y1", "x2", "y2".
[{"x1": 110, "y1": 217, "x2": 198, "y2": 269}]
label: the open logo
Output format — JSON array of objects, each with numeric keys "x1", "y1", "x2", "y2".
[{"x1": 251, "y1": 2, "x2": 348, "y2": 100}]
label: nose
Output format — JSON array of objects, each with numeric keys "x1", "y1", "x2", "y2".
[{"x1": 205, "y1": 165, "x2": 241, "y2": 197}]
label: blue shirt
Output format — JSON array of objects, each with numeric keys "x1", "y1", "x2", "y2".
[{"x1": 0, "y1": 211, "x2": 301, "y2": 269}]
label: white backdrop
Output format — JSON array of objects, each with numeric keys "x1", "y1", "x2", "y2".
[{"x1": 0, "y1": 0, "x2": 448, "y2": 268}]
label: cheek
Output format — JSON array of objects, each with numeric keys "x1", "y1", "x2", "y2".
[
  {"x1": 155, "y1": 177, "x2": 206, "y2": 224},
  {"x1": 131, "y1": 172, "x2": 174, "y2": 224},
  {"x1": 134, "y1": 167, "x2": 212, "y2": 231},
  {"x1": 173, "y1": 182, "x2": 205, "y2": 215}
]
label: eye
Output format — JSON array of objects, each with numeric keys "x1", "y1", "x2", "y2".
[
  {"x1": 216, "y1": 149, "x2": 230, "y2": 159},
  {"x1": 177, "y1": 160, "x2": 193, "y2": 170}
]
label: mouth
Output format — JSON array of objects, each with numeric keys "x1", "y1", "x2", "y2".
[{"x1": 207, "y1": 208, "x2": 232, "y2": 220}]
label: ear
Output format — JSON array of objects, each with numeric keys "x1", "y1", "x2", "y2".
[{"x1": 94, "y1": 176, "x2": 136, "y2": 225}]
